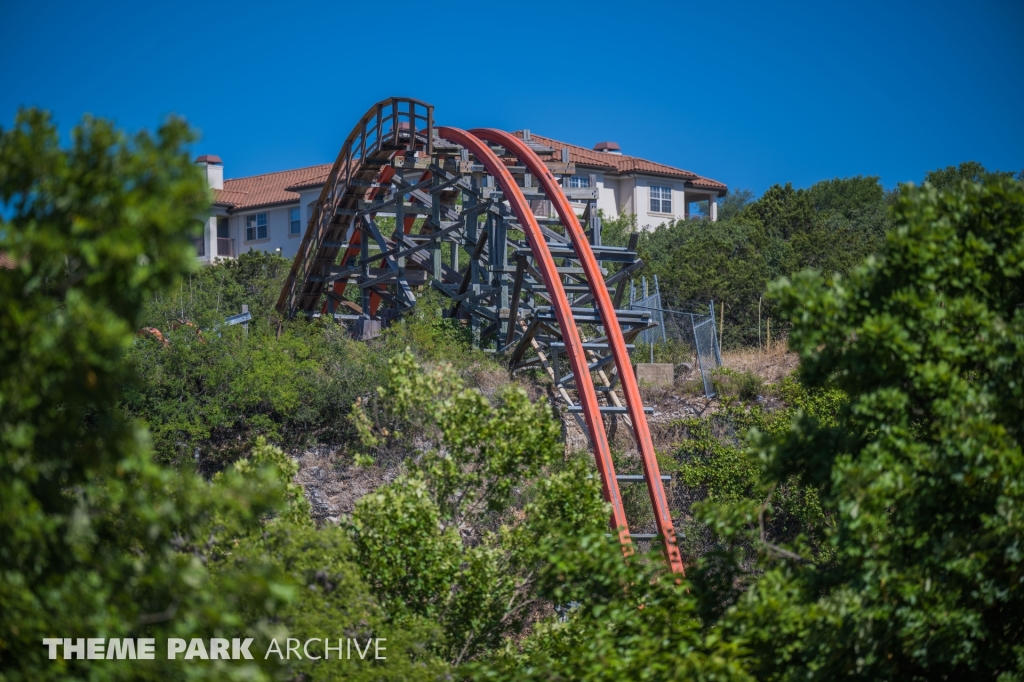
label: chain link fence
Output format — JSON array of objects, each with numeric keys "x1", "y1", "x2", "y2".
[{"x1": 629, "y1": 276, "x2": 722, "y2": 398}]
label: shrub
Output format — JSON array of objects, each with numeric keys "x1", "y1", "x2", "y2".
[{"x1": 712, "y1": 366, "x2": 765, "y2": 402}]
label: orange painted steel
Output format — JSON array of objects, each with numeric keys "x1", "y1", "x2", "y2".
[
  {"x1": 474, "y1": 129, "x2": 685, "y2": 575},
  {"x1": 435, "y1": 126, "x2": 632, "y2": 549}
]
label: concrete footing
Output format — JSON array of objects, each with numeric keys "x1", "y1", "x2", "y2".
[{"x1": 634, "y1": 363, "x2": 674, "y2": 387}]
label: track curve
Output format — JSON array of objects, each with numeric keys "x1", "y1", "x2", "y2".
[
  {"x1": 435, "y1": 126, "x2": 631, "y2": 550},
  {"x1": 471, "y1": 129, "x2": 684, "y2": 573}
]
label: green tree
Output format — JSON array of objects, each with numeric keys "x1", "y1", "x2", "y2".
[
  {"x1": 636, "y1": 218, "x2": 770, "y2": 346},
  {"x1": 712, "y1": 174, "x2": 1024, "y2": 679},
  {"x1": 473, "y1": 535, "x2": 752, "y2": 681},
  {"x1": 597, "y1": 209, "x2": 637, "y2": 249},
  {"x1": 625, "y1": 176, "x2": 893, "y2": 347},
  {"x1": 718, "y1": 187, "x2": 755, "y2": 221},
  {"x1": 923, "y1": 160, "x2": 1020, "y2": 190},
  {"x1": 347, "y1": 351, "x2": 612, "y2": 665},
  {"x1": 804, "y1": 175, "x2": 885, "y2": 217},
  {"x1": 0, "y1": 109, "x2": 432, "y2": 681},
  {"x1": 741, "y1": 183, "x2": 815, "y2": 243},
  {"x1": 208, "y1": 441, "x2": 447, "y2": 681}
]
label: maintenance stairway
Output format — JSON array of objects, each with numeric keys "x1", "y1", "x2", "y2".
[{"x1": 277, "y1": 97, "x2": 683, "y2": 574}]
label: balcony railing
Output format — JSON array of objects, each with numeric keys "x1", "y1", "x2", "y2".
[
  {"x1": 217, "y1": 238, "x2": 235, "y2": 258},
  {"x1": 190, "y1": 237, "x2": 206, "y2": 257}
]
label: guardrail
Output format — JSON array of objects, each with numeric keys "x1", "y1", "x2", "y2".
[{"x1": 277, "y1": 97, "x2": 434, "y2": 317}]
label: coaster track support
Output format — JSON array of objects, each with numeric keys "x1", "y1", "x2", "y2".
[{"x1": 277, "y1": 97, "x2": 684, "y2": 574}]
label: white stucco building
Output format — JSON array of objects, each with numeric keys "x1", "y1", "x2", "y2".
[
  {"x1": 192, "y1": 154, "x2": 330, "y2": 262},
  {"x1": 192, "y1": 133, "x2": 727, "y2": 263},
  {"x1": 515, "y1": 131, "x2": 727, "y2": 228}
]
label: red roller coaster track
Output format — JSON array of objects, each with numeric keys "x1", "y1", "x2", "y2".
[
  {"x1": 436, "y1": 126, "x2": 632, "y2": 553},
  {"x1": 474, "y1": 129, "x2": 683, "y2": 573},
  {"x1": 278, "y1": 98, "x2": 683, "y2": 574}
]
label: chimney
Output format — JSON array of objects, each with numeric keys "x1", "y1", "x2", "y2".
[
  {"x1": 593, "y1": 141, "x2": 622, "y2": 155},
  {"x1": 194, "y1": 154, "x2": 224, "y2": 190}
]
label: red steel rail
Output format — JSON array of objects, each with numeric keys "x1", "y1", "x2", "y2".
[
  {"x1": 435, "y1": 126, "x2": 632, "y2": 551},
  {"x1": 473, "y1": 129, "x2": 685, "y2": 574}
]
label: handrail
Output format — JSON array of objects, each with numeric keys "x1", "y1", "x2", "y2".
[{"x1": 276, "y1": 97, "x2": 433, "y2": 317}]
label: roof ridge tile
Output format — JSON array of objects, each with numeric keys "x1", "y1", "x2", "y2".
[
  {"x1": 222, "y1": 163, "x2": 333, "y2": 184},
  {"x1": 513, "y1": 130, "x2": 725, "y2": 190}
]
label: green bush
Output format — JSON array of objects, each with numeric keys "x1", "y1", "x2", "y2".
[
  {"x1": 347, "y1": 350, "x2": 611, "y2": 665},
  {"x1": 0, "y1": 110, "x2": 444, "y2": 681},
  {"x1": 704, "y1": 174, "x2": 1024, "y2": 679},
  {"x1": 712, "y1": 367, "x2": 766, "y2": 402},
  {"x1": 124, "y1": 310, "x2": 386, "y2": 468},
  {"x1": 123, "y1": 266, "x2": 491, "y2": 470}
]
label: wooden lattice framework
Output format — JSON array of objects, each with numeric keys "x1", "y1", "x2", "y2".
[{"x1": 276, "y1": 97, "x2": 684, "y2": 574}]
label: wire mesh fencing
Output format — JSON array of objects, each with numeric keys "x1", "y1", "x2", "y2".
[
  {"x1": 628, "y1": 276, "x2": 722, "y2": 398},
  {"x1": 629, "y1": 277, "x2": 666, "y2": 348}
]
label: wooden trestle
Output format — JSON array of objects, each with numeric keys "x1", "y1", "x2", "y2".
[{"x1": 276, "y1": 97, "x2": 684, "y2": 574}]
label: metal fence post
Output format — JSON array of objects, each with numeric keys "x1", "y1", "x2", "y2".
[{"x1": 708, "y1": 300, "x2": 722, "y2": 365}]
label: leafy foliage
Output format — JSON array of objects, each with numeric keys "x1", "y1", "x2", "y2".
[
  {"x1": 923, "y1": 160, "x2": 1022, "y2": 190},
  {"x1": 0, "y1": 109, "x2": 440, "y2": 681},
  {"x1": 0, "y1": 107, "x2": 283, "y2": 680},
  {"x1": 6, "y1": 104, "x2": 1024, "y2": 681},
  {"x1": 718, "y1": 187, "x2": 756, "y2": 221},
  {"x1": 710, "y1": 174, "x2": 1024, "y2": 679},
  {"x1": 124, "y1": 298, "x2": 385, "y2": 469},
  {"x1": 474, "y1": 536, "x2": 752, "y2": 682},
  {"x1": 512, "y1": 172, "x2": 1024, "y2": 680},
  {"x1": 123, "y1": 260, "x2": 492, "y2": 470},
  {"x1": 348, "y1": 351, "x2": 610, "y2": 665},
  {"x1": 212, "y1": 471, "x2": 447, "y2": 681},
  {"x1": 624, "y1": 176, "x2": 893, "y2": 347}
]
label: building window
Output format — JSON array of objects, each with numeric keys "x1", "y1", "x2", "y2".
[
  {"x1": 191, "y1": 220, "x2": 205, "y2": 257},
  {"x1": 569, "y1": 175, "x2": 591, "y2": 188},
  {"x1": 246, "y1": 213, "x2": 268, "y2": 241},
  {"x1": 289, "y1": 207, "x2": 301, "y2": 235},
  {"x1": 650, "y1": 186, "x2": 672, "y2": 214}
]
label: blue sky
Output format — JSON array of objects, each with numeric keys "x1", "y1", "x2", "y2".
[{"x1": 2, "y1": 0, "x2": 1021, "y2": 196}]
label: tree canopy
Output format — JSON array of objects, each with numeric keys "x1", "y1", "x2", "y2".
[{"x1": 0, "y1": 109, "x2": 441, "y2": 681}]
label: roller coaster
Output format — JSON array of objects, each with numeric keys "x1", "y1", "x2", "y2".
[{"x1": 277, "y1": 97, "x2": 684, "y2": 574}]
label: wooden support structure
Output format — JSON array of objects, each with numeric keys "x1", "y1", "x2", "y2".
[{"x1": 276, "y1": 97, "x2": 684, "y2": 575}]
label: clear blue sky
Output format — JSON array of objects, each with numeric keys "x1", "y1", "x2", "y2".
[{"x1": 2, "y1": 0, "x2": 1022, "y2": 196}]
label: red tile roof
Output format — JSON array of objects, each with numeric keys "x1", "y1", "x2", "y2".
[
  {"x1": 213, "y1": 164, "x2": 332, "y2": 210},
  {"x1": 285, "y1": 173, "x2": 331, "y2": 192},
  {"x1": 514, "y1": 131, "x2": 727, "y2": 193},
  {"x1": 0, "y1": 251, "x2": 17, "y2": 269}
]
